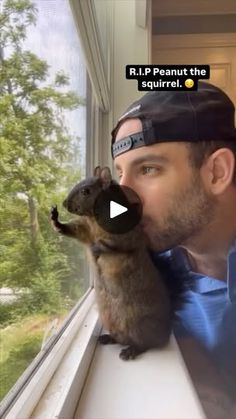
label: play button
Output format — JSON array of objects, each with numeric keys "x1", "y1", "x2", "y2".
[
  {"x1": 110, "y1": 201, "x2": 127, "y2": 218},
  {"x1": 93, "y1": 184, "x2": 142, "y2": 234}
]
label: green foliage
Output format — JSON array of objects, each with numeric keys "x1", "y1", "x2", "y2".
[
  {"x1": 0, "y1": 333, "x2": 42, "y2": 400},
  {"x1": 0, "y1": 315, "x2": 48, "y2": 400},
  {"x1": 0, "y1": 0, "x2": 88, "y2": 325},
  {"x1": 20, "y1": 273, "x2": 62, "y2": 314},
  {"x1": 0, "y1": 301, "x2": 22, "y2": 325},
  {"x1": 0, "y1": 0, "x2": 37, "y2": 49}
]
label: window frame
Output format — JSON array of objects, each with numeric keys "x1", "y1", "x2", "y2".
[
  {"x1": 1, "y1": 289, "x2": 100, "y2": 418},
  {"x1": 69, "y1": 0, "x2": 110, "y2": 112},
  {"x1": 0, "y1": 0, "x2": 104, "y2": 414}
]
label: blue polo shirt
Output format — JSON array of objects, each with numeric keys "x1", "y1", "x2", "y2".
[{"x1": 150, "y1": 243, "x2": 236, "y2": 396}]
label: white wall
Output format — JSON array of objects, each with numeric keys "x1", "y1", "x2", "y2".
[
  {"x1": 112, "y1": 0, "x2": 149, "y2": 124},
  {"x1": 91, "y1": 0, "x2": 150, "y2": 169},
  {"x1": 99, "y1": 0, "x2": 150, "y2": 171},
  {"x1": 70, "y1": 0, "x2": 150, "y2": 169}
]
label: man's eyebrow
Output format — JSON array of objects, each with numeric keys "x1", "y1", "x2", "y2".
[{"x1": 115, "y1": 154, "x2": 168, "y2": 170}]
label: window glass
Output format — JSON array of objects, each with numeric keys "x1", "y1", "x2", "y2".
[{"x1": 0, "y1": 0, "x2": 90, "y2": 401}]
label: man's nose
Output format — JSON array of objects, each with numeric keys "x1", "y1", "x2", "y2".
[
  {"x1": 119, "y1": 176, "x2": 144, "y2": 209},
  {"x1": 119, "y1": 175, "x2": 133, "y2": 189},
  {"x1": 119, "y1": 175, "x2": 138, "y2": 194}
]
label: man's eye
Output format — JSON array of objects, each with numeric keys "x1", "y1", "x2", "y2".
[{"x1": 141, "y1": 167, "x2": 159, "y2": 175}]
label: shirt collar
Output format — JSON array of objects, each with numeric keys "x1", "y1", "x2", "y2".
[
  {"x1": 227, "y1": 240, "x2": 236, "y2": 302},
  {"x1": 172, "y1": 242, "x2": 236, "y2": 301}
]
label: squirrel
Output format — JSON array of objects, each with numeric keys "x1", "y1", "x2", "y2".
[{"x1": 51, "y1": 166, "x2": 174, "y2": 360}]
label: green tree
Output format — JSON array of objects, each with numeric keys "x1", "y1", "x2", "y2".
[{"x1": 0, "y1": 0, "x2": 86, "y2": 315}]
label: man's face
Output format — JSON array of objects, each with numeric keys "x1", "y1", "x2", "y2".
[{"x1": 114, "y1": 118, "x2": 217, "y2": 252}]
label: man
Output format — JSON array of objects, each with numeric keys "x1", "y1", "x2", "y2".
[{"x1": 111, "y1": 82, "x2": 236, "y2": 418}]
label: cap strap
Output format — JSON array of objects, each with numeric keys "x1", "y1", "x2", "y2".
[{"x1": 111, "y1": 131, "x2": 145, "y2": 159}]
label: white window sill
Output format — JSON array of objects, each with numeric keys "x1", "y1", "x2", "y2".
[
  {"x1": 74, "y1": 336, "x2": 206, "y2": 419},
  {"x1": 3, "y1": 290, "x2": 206, "y2": 419}
]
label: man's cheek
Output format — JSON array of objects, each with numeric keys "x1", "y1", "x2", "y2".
[{"x1": 142, "y1": 197, "x2": 166, "y2": 218}]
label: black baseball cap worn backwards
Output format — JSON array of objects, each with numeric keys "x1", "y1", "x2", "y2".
[{"x1": 111, "y1": 81, "x2": 236, "y2": 159}]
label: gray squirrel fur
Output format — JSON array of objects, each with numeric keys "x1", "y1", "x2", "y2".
[{"x1": 51, "y1": 166, "x2": 172, "y2": 360}]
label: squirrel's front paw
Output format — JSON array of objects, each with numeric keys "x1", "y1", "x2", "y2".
[{"x1": 51, "y1": 205, "x2": 59, "y2": 221}]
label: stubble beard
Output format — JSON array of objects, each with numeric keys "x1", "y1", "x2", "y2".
[{"x1": 143, "y1": 174, "x2": 217, "y2": 253}]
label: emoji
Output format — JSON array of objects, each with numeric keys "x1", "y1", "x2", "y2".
[{"x1": 185, "y1": 79, "x2": 194, "y2": 88}]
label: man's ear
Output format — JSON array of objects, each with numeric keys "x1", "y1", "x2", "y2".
[{"x1": 205, "y1": 148, "x2": 235, "y2": 194}]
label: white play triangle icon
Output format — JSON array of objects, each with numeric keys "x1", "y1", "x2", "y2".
[{"x1": 110, "y1": 200, "x2": 128, "y2": 219}]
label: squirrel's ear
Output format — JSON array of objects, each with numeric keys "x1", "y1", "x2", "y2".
[
  {"x1": 100, "y1": 166, "x2": 112, "y2": 183},
  {"x1": 100, "y1": 167, "x2": 112, "y2": 189},
  {"x1": 94, "y1": 166, "x2": 101, "y2": 177}
]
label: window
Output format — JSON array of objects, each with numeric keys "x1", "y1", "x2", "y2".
[{"x1": 0, "y1": 0, "x2": 92, "y2": 402}]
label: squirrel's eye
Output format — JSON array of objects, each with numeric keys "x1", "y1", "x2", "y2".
[{"x1": 81, "y1": 188, "x2": 90, "y2": 196}]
